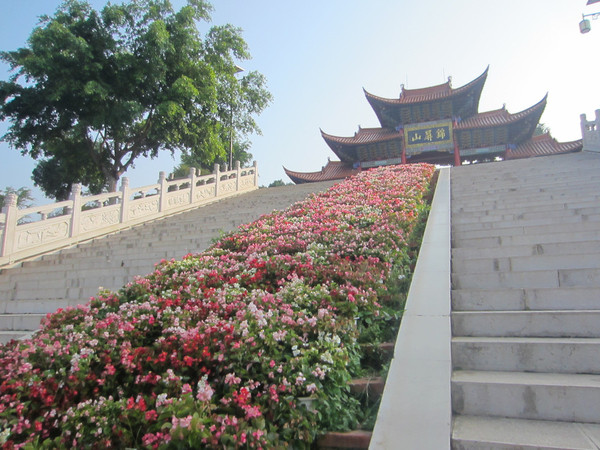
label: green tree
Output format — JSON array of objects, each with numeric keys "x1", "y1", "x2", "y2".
[
  {"x1": 534, "y1": 122, "x2": 551, "y2": 136},
  {"x1": 0, "y1": 0, "x2": 271, "y2": 198},
  {"x1": 268, "y1": 179, "x2": 290, "y2": 188},
  {"x1": 0, "y1": 186, "x2": 34, "y2": 209},
  {"x1": 171, "y1": 139, "x2": 252, "y2": 178},
  {"x1": 31, "y1": 135, "x2": 106, "y2": 200}
]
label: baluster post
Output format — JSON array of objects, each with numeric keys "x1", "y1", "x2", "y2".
[
  {"x1": 214, "y1": 163, "x2": 221, "y2": 197},
  {"x1": 120, "y1": 177, "x2": 130, "y2": 223},
  {"x1": 0, "y1": 193, "x2": 18, "y2": 257},
  {"x1": 189, "y1": 167, "x2": 197, "y2": 204},
  {"x1": 158, "y1": 171, "x2": 168, "y2": 212},
  {"x1": 69, "y1": 183, "x2": 82, "y2": 238}
]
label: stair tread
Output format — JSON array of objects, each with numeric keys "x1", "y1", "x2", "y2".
[
  {"x1": 452, "y1": 370, "x2": 600, "y2": 387},
  {"x1": 453, "y1": 309, "x2": 600, "y2": 315},
  {"x1": 452, "y1": 415, "x2": 600, "y2": 450},
  {"x1": 452, "y1": 336, "x2": 600, "y2": 344}
]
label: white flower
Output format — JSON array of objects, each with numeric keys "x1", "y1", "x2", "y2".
[{"x1": 196, "y1": 375, "x2": 214, "y2": 402}]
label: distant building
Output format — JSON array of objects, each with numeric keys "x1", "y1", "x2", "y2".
[{"x1": 284, "y1": 67, "x2": 582, "y2": 184}]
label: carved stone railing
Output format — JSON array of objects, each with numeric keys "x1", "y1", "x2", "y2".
[{"x1": 0, "y1": 161, "x2": 258, "y2": 267}]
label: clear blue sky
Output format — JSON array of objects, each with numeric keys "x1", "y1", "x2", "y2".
[{"x1": 1, "y1": 0, "x2": 599, "y2": 204}]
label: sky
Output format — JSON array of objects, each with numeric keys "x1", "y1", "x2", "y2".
[{"x1": 1, "y1": 0, "x2": 599, "y2": 204}]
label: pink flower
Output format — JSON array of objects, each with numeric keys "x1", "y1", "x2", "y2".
[
  {"x1": 244, "y1": 405, "x2": 262, "y2": 419},
  {"x1": 295, "y1": 373, "x2": 306, "y2": 386},
  {"x1": 224, "y1": 373, "x2": 241, "y2": 385},
  {"x1": 105, "y1": 364, "x2": 116, "y2": 376},
  {"x1": 196, "y1": 376, "x2": 214, "y2": 402}
]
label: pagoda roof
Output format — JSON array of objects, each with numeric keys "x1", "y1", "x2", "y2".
[
  {"x1": 321, "y1": 127, "x2": 402, "y2": 146},
  {"x1": 283, "y1": 160, "x2": 358, "y2": 184},
  {"x1": 456, "y1": 94, "x2": 548, "y2": 130},
  {"x1": 364, "y1": 67, "x2": 488, "y2": 105},
  {"x1": 506, "y1": 133, "x2": 582, "y2": 160},
  {"x1": 320, "y1": 127, "x2": 402, "y2": 162},
  {"x1": 364, "y1": 67, "x2": 488, "y2": 127}
]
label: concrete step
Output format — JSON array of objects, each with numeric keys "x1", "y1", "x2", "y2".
[
  {"x1": 0, "y1": 298, "x2": 72, "y2": 314},
  {"x1": 0, "y1": 313, "x2": 46, "y2": 331},
  {"x1": 0, "y1": 331, "x2": 32, "y2": 345},
  {"x1": 452, "y1": 228, "x2": 600, "y2": 249},
  {"x1": 316, "y1": 430, "x2": 371, "y2": 449},
  {"x1": 452, "y1": 253, "x2": 600, "y2": 274},
  {"x1": 452, "y1": 208, "x2": 578, "y2": 225},
  {"x1": 452, "y1": 310, "x2": 600, "y2": 338},
  {"x1": 452, "y1": 287, "x2": 600, "y2": 311},
  {"x1": 452, "y1": 415, "x2": 600, "y2": 450},
  {"x1": 451, "y1": 370, "x2": 600, "y2": 423},
  {"x1": 452, "y1": 205, "x2": 600, "y2": 226},
  {"x1": 452, "y1": 180, "x2": 600, "y2": 199},
  {"x1": 453, "y1": 196, "x2": 600, "y2": 214},
  {"x1": 453, "y1": 267, "x2": 600, "y2": 289},
  {"x1": 453, "y1": 169, "x2": 600, "y2": 183},
  {"x1": 452, "y1": 240, "x2": 600, "y2": 260},
  {"x1": 453, "y1": 183, "x2": 600, "y2": 200},
  {"x1": 452, "y1": 220, "x2": 600, "y2": 242},
  {"x1": 453, "y1": 214, "x2": 600, "y2": 233},
  {"x1": 452, "y1": 336, "x2": 600, "y2": 374},
  {"x1": 452, "y1": 269, "x2": 560, "y2": 289},
  {"x1": 454, "y1": 186, "x2": 600, "y2": 201}
]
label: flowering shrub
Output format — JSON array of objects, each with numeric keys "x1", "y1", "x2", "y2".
[{"x1": 0, "y1": 164, "x2": 434, "y2": 448}]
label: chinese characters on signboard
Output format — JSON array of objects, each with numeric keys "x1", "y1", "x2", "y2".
[{"x1": 404, "y1": 120, "x2": 454, "y2": 156}]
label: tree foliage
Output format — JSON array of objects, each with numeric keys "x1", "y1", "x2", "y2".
[
  {"x1": 170, "y1": 139, "x2": 252, "y2": 178},
  {"x1": 0, "y1": 0, "x2": 272, "y2": 198},
  {"x1": 0, "y1": 186, "x2": 34, "y2": 209},
  {"x1": 268, "y1": 179, "x2": 291, "y2": 188},
  {"x1": 534, "y1": 122, "x2": 551, "y2": 136}
]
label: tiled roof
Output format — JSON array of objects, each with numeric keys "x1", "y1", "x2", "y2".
[
  {"x1": 506, "y1": 134, "x2": 583, "y2": 159},
  {"x1": 321, "y1": 127, "x2": 401, "y2": 146},
  {"x1": 399, "y1": 81, "x2": 451, "y2": 102},
  {"x1": 284, "y1": 160, "x2": 359, "y2": 184},
  {"x1": 364, "y1": 66, "x2": 488, "y2": 105},
  {"x1": 456, "y1": 95, "x2": 547, "y2": 129}
]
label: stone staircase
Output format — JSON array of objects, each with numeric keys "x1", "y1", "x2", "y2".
[
  {"x1": 450, "y1": 152, "x2": 600, "y2": 449},
  {"x1": 0, "y1": 181, "x2": 337, "y2": 343}
]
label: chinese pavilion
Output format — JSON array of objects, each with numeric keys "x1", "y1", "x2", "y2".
[{"x1": 284, "y1": 67, "x2": 582, "y2": 184}]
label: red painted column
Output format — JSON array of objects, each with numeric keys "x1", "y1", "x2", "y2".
[
  {"x1": 400, "y1": 129, "x2": 407, "y2": 164},
  {"x1": 453, "y1": 126, "x2": 461, "y2": 166}
]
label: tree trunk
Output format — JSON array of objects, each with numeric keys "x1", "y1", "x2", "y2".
[{"x1": 107, "y1": 177, "x2": 118, "y2": 192}]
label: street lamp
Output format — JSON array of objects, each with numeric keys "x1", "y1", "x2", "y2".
[
  {"x1": 229, "y1": 65, "x2": 244, "y2": 170},
  {"x1": 580, "y1": 0, "x2": 600, "y2": 33},
  {"x1": 580, "y1": 13, "x2": 600, "y2": 33}
]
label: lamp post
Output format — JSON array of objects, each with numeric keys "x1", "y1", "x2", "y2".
[
  {"x1": 230, "y1": 65, "x2": 244, "y2": 170},
  {"x1": 580, "y1": 0, "x2": 600, "y2": 33}
]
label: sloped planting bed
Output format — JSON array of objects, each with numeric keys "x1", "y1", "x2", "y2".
[{"x1": 0, "y1": 164, "x2": 434, "y2": 449}]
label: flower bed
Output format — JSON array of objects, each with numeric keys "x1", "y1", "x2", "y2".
[{"x1": 0, "y1": 163, "x2": 435, "y2": 449}]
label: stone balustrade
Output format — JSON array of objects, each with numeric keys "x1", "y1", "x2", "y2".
[
  {"x1": 581, "y1": 109, "x2": 600, "y2": 152},
  {"x1": 0, "y1": 161, "x2": 258, "y2": 266}
]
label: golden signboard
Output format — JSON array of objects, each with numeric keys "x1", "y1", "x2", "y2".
[{"x1": 404, "y1": 119, "x2": 454, "y2": 156}]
